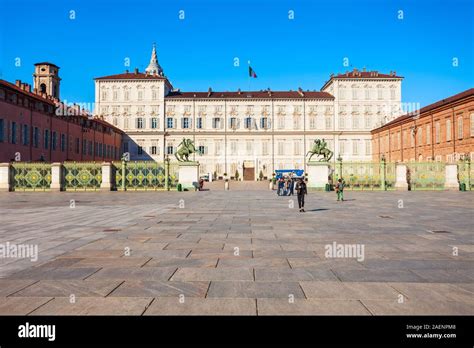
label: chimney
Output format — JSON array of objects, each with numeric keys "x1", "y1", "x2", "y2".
[
  {"x1": 237, "y1": 88, "x2": 241, "y2": 95},
  {"x1": 297, "y1": 87, "x2": 304, "y2": 97},
  {"x1": 15, "y1": 80, "x2": 21, "y2": 87},
  {"x1": 207, "y1": 87, "x2": 212, "y2": 97},
  {"x1": 25, "y1": 84, "x2": 31, "y2": 92},
  {"x1": 392, "y1": 70, "x2": 396, "y2": 76},
  {"x1": 134, "y1": 68, "x2": 139, "y2": 74}
]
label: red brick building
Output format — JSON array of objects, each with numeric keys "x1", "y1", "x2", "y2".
[
  {"x1": 371, "y1": 88, "x2": 474, "y2": 162},
  {"x1": 0, "y1": 63, "x2": 123, "y2": 162}
]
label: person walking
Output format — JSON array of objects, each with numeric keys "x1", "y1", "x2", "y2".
[
  {"x1": 335, "y1": 178, "x2": 345, "y2": 201},
  {"x1": 277, "y1": 178, "x2": 284, "y2": 196},
  {"x1": 295, "y1": 178, "x2": 307, "y2": 212},
  {"x1": 289, "y1": 175, "x2": 295, "y2": 196}
]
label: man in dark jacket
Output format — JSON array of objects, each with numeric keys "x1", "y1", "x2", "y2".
[{"x1": 295, "y1": 178, "x2": 307, "y2": 212}]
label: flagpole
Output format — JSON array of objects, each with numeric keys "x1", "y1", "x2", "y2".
[{"x1": 248, "y1": 60, "x2": 251, "y2": 92}]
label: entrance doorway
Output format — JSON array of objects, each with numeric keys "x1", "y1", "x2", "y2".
[{"x1": 243, "y1": 161, "x2": 255, "y2": 181}]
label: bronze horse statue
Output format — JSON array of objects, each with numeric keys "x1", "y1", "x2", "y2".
[{"x1": 306, "y1": 139, "x2": 333, "y2": 162}]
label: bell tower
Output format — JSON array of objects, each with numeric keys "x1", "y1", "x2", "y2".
[{"x1": 33, "y1": 62, "x2": 61, "y2": 99}]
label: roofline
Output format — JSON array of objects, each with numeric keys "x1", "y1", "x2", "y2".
[
  {"x1": 371, "y1": 87, "x2": 474, "y2": 133},
  {"x1": 34, "y1": 62, "x2": 60, "y2": 69},
  {"x1": 320, "y1": 75, "x2": 404, "y2": 91}
]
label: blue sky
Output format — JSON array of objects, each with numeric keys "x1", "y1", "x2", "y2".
[{"x1": 0, "y1": 0, "x2": 472, "y2": 107}]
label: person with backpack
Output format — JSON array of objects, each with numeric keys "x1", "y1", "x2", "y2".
[
  {"x1": 295, "y1": 178, "x2": 307, "y2": 212},
  {"x1": 335, "y1": 178, "x2": 345, "y2": 201}
]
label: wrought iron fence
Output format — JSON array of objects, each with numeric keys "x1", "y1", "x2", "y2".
[
  {"x1": 113, "y1": 161, "x2": 179, "y2": 191},
  {"x1": 406, "y1": 162, "x2": 446, "y2": 190},
  {"x1": 63, "y1": 162, "x2": 102, "y2": 191},
  {"x1": 11, "y1": 162, "x2": 51, "y2": 191},
  {"x1": 331, "y1": 161, "x2": 395, "y2": 190}
]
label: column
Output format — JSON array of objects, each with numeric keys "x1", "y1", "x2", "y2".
[
  {"x1": 0, "y1": 163, "x2": 11, "y2": 192},
  {"x1": 394, "y1": 163, "x2": 408, "y2": 190},
  {"x1": 444, "y1": 164, "x2": 459, "y2": 190},
  {"x1": 101, "y1": 162, "x2": 113, "y2": 191},
  {"x1": 50, "y1": 162, "x2": 63, "y2": 191}
]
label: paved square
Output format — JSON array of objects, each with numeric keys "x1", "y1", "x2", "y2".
[{"x1": 0, "y1": 188, "x2": 472, "y2": 315}]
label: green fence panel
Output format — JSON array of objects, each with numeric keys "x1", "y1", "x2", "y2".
[
  {"x1": 63, "y1": 162, "x2": 102, "y2": 191},
  {"x1": 12, "y1": 162, "x2": 52, "y2": 191},
  {"x1": 333, "y1": 162, "x2": 385, "y2": 190},
  {"x1": 458, "y1": 161, "x2": 473, "y2": 190},
  {"x1": 113, "y1": 161, "x2": 179, "y2": 191},
  {"x1": 406, "y1": 162, "x2": 446, "y2": 190}
]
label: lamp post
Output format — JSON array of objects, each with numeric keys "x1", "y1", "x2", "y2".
[
  {"x1": 381, "y1": 153, "x2": 386, "y2": 191},
  {"x1": 165, "y1": 154, "x2": 170, "y2": 191},
  {"x1": 336, "y1": 154, "x2": 343, "y2": 180}
]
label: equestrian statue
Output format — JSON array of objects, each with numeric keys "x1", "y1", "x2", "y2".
[
  {"x1": 306, "y1": 139, "x2": 333, "y2": 162},
  {"x1": 175, "y1": 138, "x2": 198, "y2": 162}
]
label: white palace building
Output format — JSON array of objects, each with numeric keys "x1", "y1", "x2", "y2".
[{"x1": 94, "y1": 45, "x2": 403, "y2": 180}]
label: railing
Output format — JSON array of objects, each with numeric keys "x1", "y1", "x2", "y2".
[
  {"x1": 113, "y1": 161, "x2": 179, "y2": 191},
  {"x1": 63, "y1": 162, "x2": 102, "y2": 191},
  {"x1": 458, "y1": 160, "x2": 473, "y2": 190},
  {"x1": 11, "y1": 162, "x2": 51, "y2": 191},
  {"x1": 331, "y1": 161, "x2": 395, "y2": 190},
  {"x1": 406, "y1": 162, "x2": 446, "y2": 190}
]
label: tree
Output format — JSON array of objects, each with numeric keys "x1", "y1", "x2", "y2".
[
  {"x1": 234, "y1": 170, "x2": 239, "y2": 181},
  {"x1": 259, "y1": 170, "x2": 264, "y2": 181}
]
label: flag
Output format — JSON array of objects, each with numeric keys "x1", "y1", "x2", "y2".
[{"x1": 249, "y1": 66, "x2": 257, "y2": 78}]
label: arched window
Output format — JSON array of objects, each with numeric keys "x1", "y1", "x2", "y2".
[{"x1": 40, "y1": 83, "x2": 47, "y2": 93}]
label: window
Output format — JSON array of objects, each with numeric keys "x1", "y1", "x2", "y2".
[
  {"x1": 230, "y1": 141, "x2": 237, "y2": 155},
  {"x1": 426, "y1": 124, "x2": 431, "y2": 144},
  {"x1": 52, "y1": 132, "x2": 57, "y2": 150},
  {"x1": 417, "y1": 127, "x2": 422, "y2": 145},
  {"x1": 166, "y1": 117, "x2": 174, "y2": 129},
  {"x1": 353, "y1": 140, "x2": 359, "y2": 155},
  {"x1": 0, "y1": 119, "x2": 3, "y2": 142},
  {"x1": 278, "y1": 141, "x2": 284, "y2": 155},
  {"x1": 152, "y1": 89, "x2": 158, "y2": 100},
  {"x1": 278, "y1": 117, "x2": 285, "y2": 129},
  {"x1": 61, "y1": 134, "x2": 66, "y2": 152},
  {"x1": 113, "y1": 90, "x2": 118, "y2": 101},
  {"x1": 198, "y1": 145, "x2": 205, "y2": 155},
  {"x1": 99, "y1": 143, "x2": 103, "y2": 157},
  {"x1": 339, "y1": 89, "x2": 346, "y2": 99},
  {"x1": 352, "y1": 89, "x2": 358, "y2": 100},
  {"x1": 136, "y1": 118, "x2": 144, "y2": 129},
  {"x1": 458, "y1": 117, "x2": 463, "y2": 139},
  {"x1": 44, "y1": 129, "x2": 49, "y2": 149},
  {"x1": 377, "y1": 89, "x2": 383, "y2": 100},
  {"x1": 246, "y1": 141, "x2": 253, "y2": 155},
  {"x1": 365, "y1": 140, "x2": 371, "y2": 155},
  {"x1": 293, "y1": 117, "x2": 301, "y2": 129},
  {"x1": 293, "y1": 140, "x2": 301, "y2": 155},
  {"x1": 196, "y1": 117, "x2": 203, "y2": 129},
  {"x1": 244, "y1": 117, "x2": 252, "y2": 129},
  {"x1": 230, "y1": 117, "x2": 238, "y2": 129},
  {"x1": 325, "y1": 117, "x2": 332, "y2": 130},
  {"x1": 339, "y1": 140, "x2": 346, "y2": 155},
  {"x1": 75, "y1": 138, "x2": 80, "y2": 154},
  {"x1": 446, "y1": 119, "x2": 452, "y2": 141},
  {"x1": 82, "y1": 139, "x2": 87, "y2": 154},
  {"x1": 364, "y1": 116, "x2": 371, "y2": 129},
  {"x1": 262, "y1": 141, "x2": 269, "y2": 155},
  {"x1": 167, "y1": 145, "x2": 174, "y2": 155},
  {"x1": 34, "y1": 127, "x2": 39, "y2": 148},
  {"x1": 138, "y1": 90, "x2": 143, "y2": 100},
  {"x1": 124, "y1": 89, "x2": 130, "y2": 101},
  {"x1": 10, "y1": 122, "x2": 17, "y2": 144},
  {"x1": 353, "y1": 116, "x2": 359, "y2": 129},
  {"x1": 435, "y1": 122, "x2": 440, "y2": 143},
  {"x1": 390, "y1": 89, "x2": 396, "y2": 100},
  {"x1": 88, "y1": 140, "x2": 93, "y2": 155},
  {"x1": 365, "y1": 89, "x2": 370, "y2": 99},
  {"x1": 260, "y1": 117, "x2": 268, "y2": 129},
  {"x1": 182, "y1": 117, "x2": 190, "y2": 129},
  {"x1": 151, "y1": 118, "x2": 158, "y2": 129},
  {"x1": 137, "y1": 146, "x2": 143, "y2": 155},
  {"x1": 101, "y1": 91, "x2": 107, "y2": 101},
  {"x1": 123, "y1": 142, "x2": 129, "y2": 153},
  {"x1": 309, "y1": 117, "x2": 316, "y2": 129},
  {"x1": 471, "y1": 113, "x2": 474, "y2": 137},
  {"x1": 22, "y1": 125, "x2": 28, "y2": 145},
  {"x1": 212, "y1": 117, "x2": 221, "y2": 129},
  {"x1": 339, "y1": 116, "x2": 345, "y2": 129},
  {"x1": 214, "y1": 141, "x2": 222, "y2": 155},
  {"x1": 151, "y1": 146, "x2": 158, "y2": 155}
]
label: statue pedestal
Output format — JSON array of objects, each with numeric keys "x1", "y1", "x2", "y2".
[
  {"x1": 307, "y1": 161, "x2": 330, "y2": 189},
  {"x1": 178, "y1": 162, "x2": 200, "y2": 190}
]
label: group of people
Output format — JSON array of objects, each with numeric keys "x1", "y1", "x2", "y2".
[{"x1": 276, "y1": 174, "x2": 346, "y2": 212}]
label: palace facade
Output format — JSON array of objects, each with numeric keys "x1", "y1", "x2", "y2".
[
  {"x1": 371, "y1": 88, "x2": 474, "y2": 163},
  {"x1": 95, "y1": 45, "x2": 403, "y2": 180},
  {"x1": 0, "y1": 63, "x2": 123, "y2": 163}
]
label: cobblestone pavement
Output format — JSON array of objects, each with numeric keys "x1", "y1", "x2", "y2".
[{"x1": 0, "y1": 189, "x2": 472, "y2": 315}]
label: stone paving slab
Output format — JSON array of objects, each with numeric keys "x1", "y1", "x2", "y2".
[
  {"x1": 0, "y1": 190, "x2": 472, "y2": 315},
  {"x1": 143, "y1": 298, "x2": 257, "y2": 315},
  {"x1": 30, "y1": 297, "x2": 154, "y2": 315},
  {"x1": 109, "y1": 280, "x2": 209, "y2": 297},
  {"x1": 0, "y1": 297, "x2": 53, "y2": 315},
  {"x1": 257, "y1": 298, "x2": 371, "y2": 315}
]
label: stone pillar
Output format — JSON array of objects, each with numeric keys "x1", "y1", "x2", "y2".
[
  {"x1": 178, "y1": 162, "x2": 200, "y2": 190},
  {"x1": 444, "y1": 164, "x2": 459, "y2": 190},
  {"x1": 306, "y1": 161, "x2": 330, "y2": 189},
  {"x1": 50, "y1": 162, "x2": 63, "y2": 191},
  {"x1": 101, "y1": 162, "x2": 113, "y2": 191},
  {"x1": 394, "y1": 163, "x2": 408, "y2": 190},
  {"x1": 0, "y1": 163, "x2": 11, "y2": 192}
]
